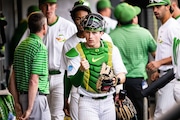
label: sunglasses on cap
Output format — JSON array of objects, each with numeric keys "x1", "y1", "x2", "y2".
[{"x1": 149, "y1": 0, "x2": 168, "y2": 4}]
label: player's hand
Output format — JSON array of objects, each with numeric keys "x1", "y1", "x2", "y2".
[
  {"x1": 114, "y1": 94, "x2": 123, "y2": 107},
  {"x1": 15, "y1": 103, "x2": 23, "y2": 119},
  {"x1": 63, "y1": 98, "x2": 70, "y2": 116},
  {"x1": 151, "y1": 71, "x2": 159, "y2": 81},
  {"x1": 79, "y1": 58, "x2": 89, "y2": 72},
  {"x1": 146, "y1": 61, "x2": 161, "y2": 72},
  {"x1": 19, "y1": 109, "x2": 31, "y2": 120}
]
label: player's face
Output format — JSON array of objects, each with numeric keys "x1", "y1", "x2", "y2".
[
  {"x1": 40, "y1": 3, "x2": 57, "y2": 19},
  {"x1": 153, "y1": 5, "x2": 169, "y2": 20},
  {"x1": 74, "y1": 10, "x2": 88, "y2": 31},
  {"x1": 84, "y1": 31, "x2": 103, "y2": 48}
]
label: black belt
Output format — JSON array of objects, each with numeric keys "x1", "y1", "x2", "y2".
[
  {"x1": 49, "y1": 70, "x2": 61, "y2": 75},
  {"x1": 19, "y1": 91, "x2": 47, "y2": 96},
  {"x1": 80, "y1": 94, "x2": 107, "y2": 100},
  {"x1": 158, "y1": 69, "x2": 171, "y2": 73}
]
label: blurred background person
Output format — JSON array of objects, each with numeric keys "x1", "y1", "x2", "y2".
[
  {"x1": 96, "y1": 0, "x2": 117, "y2": 34},
  {"x1": 39, "y1": 0, "x2": 77, "y2": 119},
  {"x1": 9, "y1": 5, "x2": 40, "y2": 67},
  {"x1": 110, "y1": 2, "x2": 157, "y2": 120}
]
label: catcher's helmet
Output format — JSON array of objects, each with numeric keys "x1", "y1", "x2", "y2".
[{"x1": 81, "y1": 13, "x2": 105, "y2": 32}]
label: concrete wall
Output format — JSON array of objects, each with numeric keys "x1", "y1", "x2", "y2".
[{"x1": 21, "y1": 0, "x2": 99, "y2": 22}]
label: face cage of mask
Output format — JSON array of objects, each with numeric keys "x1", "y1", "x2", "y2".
[{"x1": 81, "y1": 14, "x2": 105, "y2": 30}]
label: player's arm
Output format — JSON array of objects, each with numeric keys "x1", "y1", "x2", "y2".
[
  {"x1": 21, "y1": 74, "x2": 39, "y2": 119},
  {"x1": 69, "y1": 58, "x2": 89, "y2": 87},
  {"x1": 8, "y1": 69, "x2": 19, "y2": 105},
  {"x1": 147, "y1": 56, "x2": 172, "y2": 72},
  {"x1": 8, "y1": 68, "x2": 23, "y2": 118}
]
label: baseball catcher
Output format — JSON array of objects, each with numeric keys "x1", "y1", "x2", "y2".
[{"x1": 115, "y1": 90, "x2": 137, "y2": 120}]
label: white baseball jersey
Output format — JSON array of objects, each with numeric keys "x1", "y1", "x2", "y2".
[
  {"x1": 155, "y1": 18, "x2": 180, "y2": 71},
  {"x1": 171, "y1": 18, "x2": 180, "y2": 79},
  {"x1": 176, "y1": 16, "x2": 180, "y2": 24},
  {"x1": 18, "y1": 29, "x2": 30, "y2": 46},
  {"x1": 103, "y1": 16, "x2": 117, "y2": 34},
  {"x1": 43, "y1": 16, "x2": 77, "y2": 71}
]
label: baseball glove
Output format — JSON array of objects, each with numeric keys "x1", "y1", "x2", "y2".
[
  {"x1": 115, "y1": 96, "x2": 137, "y2": 120},
  {"x1": 96, "y1": 63, "x2": 116, "y2": 93}
]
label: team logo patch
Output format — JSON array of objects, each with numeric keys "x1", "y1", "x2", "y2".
[
  {"x1": 56, "y1": 34, "x2": 66, "y2": 42},
  {"x1": 157, "y1": 39, "x2": 163, "y2": 43},
  {"x1": 68, "y1": 65, "x2": 73, "y2": 71}
]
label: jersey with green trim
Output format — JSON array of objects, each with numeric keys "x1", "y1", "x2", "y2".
[
  {"x1": 13, "y1": 33, "x2": 49, "y2": 94},
  {"x1": 76, "y1": 41, "x2": 112, "y2": 93}
]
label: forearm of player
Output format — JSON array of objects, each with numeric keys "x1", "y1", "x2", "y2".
[
  {"x1": 158, "y1": 56, "x2": 172, "y2": 66},
  {"x1": 27, "y1": 74, "x2": 39, "y2": 113},
  {"x1": 8, "y1": 69, "x2": 19, "y2": 104}
]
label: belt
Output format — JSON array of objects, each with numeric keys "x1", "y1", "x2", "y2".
[
  {"x1": 19, "y1": 91, "x2": 47, "y2": 96},
  {"x1": 49, "y1": 70, "x2": 61, "y2": 75},
  {"x1": 158, "y1": 69, "x2": 170, "y2": 74},
  {"x1": 80, "y1": 94, "x2": 107, "y2": 100}
]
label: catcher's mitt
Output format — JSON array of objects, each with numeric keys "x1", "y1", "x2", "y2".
[
  {"x1": 115, "y1": 96, "x2": 137, "y2": 120},
  {"x1": 96, "y1": 63, "x2": 116, "y2": 93}
]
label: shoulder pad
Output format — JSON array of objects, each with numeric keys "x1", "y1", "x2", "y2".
[{"x1": 65, "y1": 48, "x2": 79, "y2": 58}]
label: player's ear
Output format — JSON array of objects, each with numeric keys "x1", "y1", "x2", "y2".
[
  {"x1": 100, "y1": 31, "x2": 104, "y2": 35},
  {"x1": 170, "y1": 6, "x2": 174, "y2": 13}
]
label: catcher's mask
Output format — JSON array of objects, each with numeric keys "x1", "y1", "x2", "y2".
[{"x1": 81, "y1": 13, "x2": 105, "y2": 32}]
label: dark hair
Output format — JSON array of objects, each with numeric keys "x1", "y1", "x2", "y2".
[
  {"x1": 28, "y1": 12, "x2": 46, "y2": 33},
  {"x1": 71, "y1": 7, "x2": 91, "y2": 20},
  {"x1": 70, "y1": 1, "x2": 91, "y2": 20}
]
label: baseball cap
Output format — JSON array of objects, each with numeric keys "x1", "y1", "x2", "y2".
[
  {"x1": 70, "y1": 0, "x2": 91, "y2": 14},
  {"x1": 96, "y1": 0, "x2": 112, "y2": 11},
  {"x1": 39, "y1": 0, "x2": 57, "y2": 5},
  {"x1": 27, "y1": 5, "x2": 40, "y2": 16},
  {"x1": 147, "y1": 0, "x2": 171, "y2": 7},
  {"x1": 81, "y1": 13, "x2": 105, "y2": 32},
  {"x1": 114, "y1": 3, "x2": 141, "y2": 23}
]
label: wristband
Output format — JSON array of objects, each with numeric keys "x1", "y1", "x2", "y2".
[{"x1": 117, "y1": 78, "x2": 121, "y2": 84}]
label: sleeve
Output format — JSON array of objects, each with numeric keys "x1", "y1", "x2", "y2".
[
  {"x1": 69, "y1": 70, "x2": 84, "y2": 87},
  {"x1": 176, "y1": 42, "x2": 180, "y2": 79},
  {"x1": 147, "y1": 31, "x2": 157, "y2": 53},
  {"x1": 112, "y1": 45, "x2": 127, "y2": 75},
  {"x1": 66, "y1": 48, "x2": 81, "y2": 76}
]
